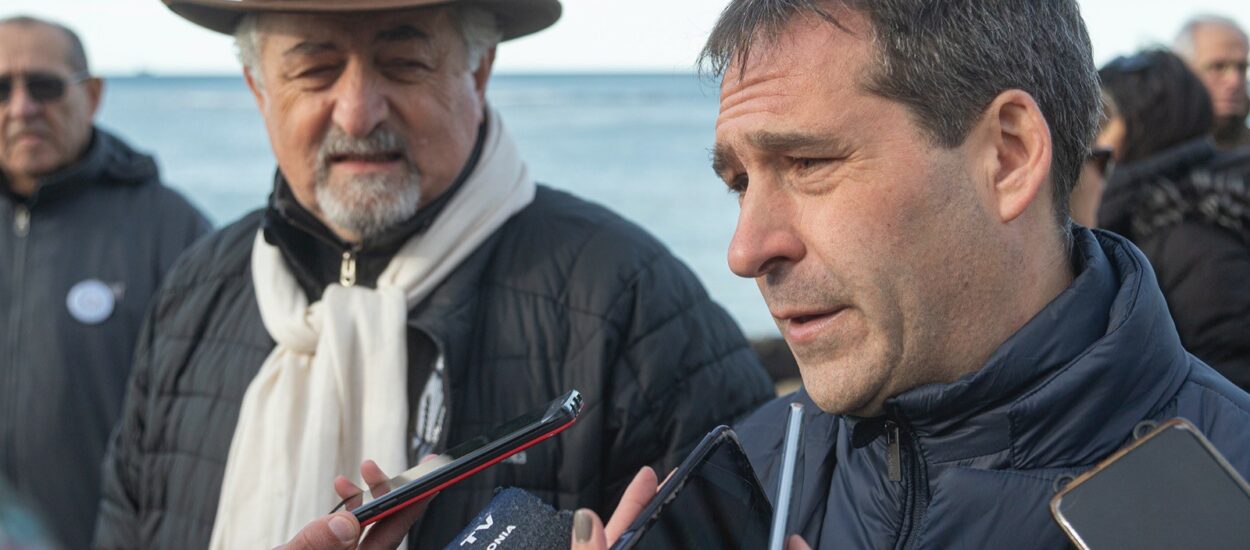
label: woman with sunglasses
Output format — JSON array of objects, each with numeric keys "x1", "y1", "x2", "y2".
[{"x1": 1096, "y1": 48, "x2": 1250, "y2": 393}]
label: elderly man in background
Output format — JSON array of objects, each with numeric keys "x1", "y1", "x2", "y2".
[
  {"x1": 1175, "y1": 15, "x2": 1250, "y2": 149},
  {"x1": 94, "y1": 0, "x2": 772, "y2": 548},
  {"x1": 0, "y1": 15, "x2": 209, "y2": 549}
]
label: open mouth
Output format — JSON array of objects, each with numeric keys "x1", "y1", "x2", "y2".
[
  {"x1": 329, "y1": 152, "x2": 404, "y2": 164},
  {"x1": 778, "y1": 307, "x2": 848, "y2": 344}
]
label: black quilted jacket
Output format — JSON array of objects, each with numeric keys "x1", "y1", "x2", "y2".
[
  {"x1": 1098, "y1": 138, "x2": 1250, "y2": 391},
  {"x1": 93, "y1": 185, "x2": 773, "y2": 548}
]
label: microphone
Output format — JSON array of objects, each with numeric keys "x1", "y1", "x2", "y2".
[{"x1": 444, "y1": 488, "x2": 573, "y2": 549}]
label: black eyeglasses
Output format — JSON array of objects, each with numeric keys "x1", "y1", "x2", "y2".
[
  {"x1": 0, "y1": 71, "x2": 90, "y2": 104},
  {"x1": 1087, "y1": 146, "x2": 1115, "y2": 178}
]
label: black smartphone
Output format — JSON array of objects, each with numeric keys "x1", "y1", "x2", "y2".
[
  {"x1": 1050, "y1": 418, "x2": 1250, "y2": 549},
  {"x1": 333, "y1": 389, "x2": 583, "y2": 526},
  {"x1": 611, "y1": 425, "x2": 772, "y2": 550}
]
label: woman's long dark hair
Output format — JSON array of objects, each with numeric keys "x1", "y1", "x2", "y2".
[{"x1": 1099, "y1": 49, "x2": 1214, "y2": 164}]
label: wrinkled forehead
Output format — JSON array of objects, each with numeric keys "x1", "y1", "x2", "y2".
[
  {"x1": 254, "y1": 7, "x2": 459, "y2": 56},
  {"x1": 0, "y1": 22, "x2": 76, "y2": 75},
  {"x1": 715, "y1": 10, "x2": 873, "y2": 128}
]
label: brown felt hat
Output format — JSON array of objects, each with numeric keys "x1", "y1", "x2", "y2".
[{"x1": 163, "y1": 0, "x2": 561, "y2": 40}]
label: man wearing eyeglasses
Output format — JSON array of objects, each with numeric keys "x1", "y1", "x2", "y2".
[
  {"x1": 1175, "y1": 15, "x2": 1250, "y2": 149},
  {"x1": 0, "y1": 15, "x2": 209, "y2": 549}
]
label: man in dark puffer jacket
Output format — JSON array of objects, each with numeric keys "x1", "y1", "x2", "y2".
[
  {"x1": 569, "y1": 1, "x2": 1250, "y2": 549},
  {"x1": 94, "y1": 1, "x2": 773, "y2": 548}
]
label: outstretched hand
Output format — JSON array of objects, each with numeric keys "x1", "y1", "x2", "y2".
[
  {"x1": 276, "y1": 459, "x2": 434, "y2": 550},
  {"x1": 566, "y1": 466, "x2": 812, "y2": 550}
]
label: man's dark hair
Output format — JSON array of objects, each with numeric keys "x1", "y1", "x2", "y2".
[
  {"x1": 0, "y1": 15, "x2": 91, "y2": 74},
  {"x1": 1099, "y1": 49, "x2": 1214, "y2": 165},
  {"x1": 699, "y1": 0, "x2": 1101, "y2": 228}
]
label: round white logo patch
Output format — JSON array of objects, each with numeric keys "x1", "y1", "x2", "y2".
[{"x1": 66, "y1": 279, "x2": 115, "y2": 325}]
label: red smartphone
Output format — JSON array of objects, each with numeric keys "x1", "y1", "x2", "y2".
[{"x1": 332, "y1": 390, "x2": 583, "y2": 526}]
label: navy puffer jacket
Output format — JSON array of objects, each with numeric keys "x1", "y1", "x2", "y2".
[{"x1": 737, "y1": 228, "x2": 1250, "y2": 549}]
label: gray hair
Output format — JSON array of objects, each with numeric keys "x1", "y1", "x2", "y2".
[
  {"x1": 0, "y1": 15, "x2": 90, "y2": 74},
  {"x1": 235, "y1": 6, "x2": 501, "y2": 86},
  {"x1": 699, "y1": 0, "x2": 1101, "y2": 229},
  {"x1": 1173, "y1": 15, "x2": 1248, "y2": 60}
]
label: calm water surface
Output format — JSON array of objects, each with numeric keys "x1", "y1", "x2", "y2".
[{"x1": 95, "y1": 74, "x2": 778, "y2": 337}]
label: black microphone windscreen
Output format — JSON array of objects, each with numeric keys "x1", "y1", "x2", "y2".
[{"x1": 443, "y1": 488, "x2": 573, "y2": 550}]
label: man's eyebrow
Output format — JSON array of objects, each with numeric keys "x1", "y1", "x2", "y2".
[
  {"x1": 376, "y1": 24, "x2": 430, "y2": 44},
  {"x1": 711, "y1": 143, "x2": 738, "y2": 176},
  {"x1": 283, "y1": 41, "x2": 338, "y2": 58},
  {"x1": 748, "y1": 131, "x2": 843, "y2": 153}
]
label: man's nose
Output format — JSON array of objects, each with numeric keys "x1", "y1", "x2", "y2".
[
  {"x1": 331, "y1": 63, "x2": 388, "y2": 137},
  {"x1": 727, "y1": 183, "x2": 806, "y2": 279}
]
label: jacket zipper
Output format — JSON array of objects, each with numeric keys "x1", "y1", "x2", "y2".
[
  {"x1": 340, "y1": 250, "x2": 358, "y2": 287},
  {"x1": 3, "y1": 205, "x2": 31, "y2": 466},
  {"x1": 887, "y1": 412, "x2": 928, "y2": 550}
]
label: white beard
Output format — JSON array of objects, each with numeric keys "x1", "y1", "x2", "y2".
[{"x1": 315, "y1": 171, "x2": 422, "y2": 241}]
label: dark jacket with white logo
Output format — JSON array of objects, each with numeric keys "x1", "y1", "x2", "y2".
[
  {"x1": 0, "y1": 128, "x2": 210, "y2": 550},
  {"x1": 93, "y1": 184, "x2": 774, "y2": 549},
  {"x1": 737, "y1": 229, "x2": 1250, "y2": 549}
]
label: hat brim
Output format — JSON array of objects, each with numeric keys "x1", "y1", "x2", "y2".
[{"x1": 165, "y1": 0, "x2": 560, "y2": 41}]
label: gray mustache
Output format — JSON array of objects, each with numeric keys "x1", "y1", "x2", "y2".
[{"x1": 317, "y1": 126, "x2": 408, "y2": 162}]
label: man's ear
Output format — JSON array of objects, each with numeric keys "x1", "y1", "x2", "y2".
[
  {"x1": 472, "y1": 46, "x2": 496, "y2": 103},
  {"x1": 975, "y1": 89, "x2": 1054, "y2": 223},
  {"x1": 243, "y1": 66, "x2": 267, "y2": 112},
  {"x1": 84, "y1": 77, "x2": 104, "y2": 118}
]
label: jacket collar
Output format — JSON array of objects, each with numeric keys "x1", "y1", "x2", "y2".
[
  {"x1": 1, "y1": 128, "x2": 158, "y2": 207},
  {"x1": 875, "y1": 228, "x2": 1190, "y2": 467}
]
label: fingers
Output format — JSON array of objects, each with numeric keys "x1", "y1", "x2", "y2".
[
  {"x1": 335, "y1": 475, "x2": 362, "y2": 500},
  {"x1": 275, "y1": 511, "x2": 360, "y2": 550},
  {"x1": 361, "y1": 460, "x2": 392, "y2": 498},
  {"x1": 603, "y1": 466, "x2": 658, "y2": 544},
  {"x1": 786, "y1": 535, "x2": 813, "y2": 550},
  {"x1": 570, "y1": 508, "x2": 608, "y2": 550},
  {"x1": 358, "y1": 493, "x2": 435, "y2": 550}
]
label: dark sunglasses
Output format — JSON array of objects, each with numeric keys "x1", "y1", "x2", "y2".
[
  {"x1": 0, "y1": 71, "x2": 90, "y2": 104},
  {"x1": 1086, "y1": 147, "x2": 1115, "y2": 178}
]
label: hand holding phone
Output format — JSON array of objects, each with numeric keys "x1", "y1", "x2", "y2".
[
  {"x1": 333, "y1": 390, "x2": 583, "y2": 526},
  {"x1": 609, "y1": 425, "x2": 772, "y2": 550},
  {"x1": 280, "y1": 460, "x2": 431, "y2": 550}
]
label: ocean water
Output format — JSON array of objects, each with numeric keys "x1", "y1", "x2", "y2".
[{"x1": 94, "y1": 74, "x2": 778, "y2": 338}]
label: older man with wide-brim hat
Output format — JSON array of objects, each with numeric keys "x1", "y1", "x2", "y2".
[{"x1": 93, "y1": 1, "x2": 774, "y2": 549}]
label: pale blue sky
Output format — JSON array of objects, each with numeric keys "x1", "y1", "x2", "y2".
[{"x1": 2, "y1": 0, "x2": 1248, "y2": 75}]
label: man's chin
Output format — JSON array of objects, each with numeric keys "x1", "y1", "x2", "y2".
[{"x1": 798, "y1": 362, "x2": 888, "y2": 416}]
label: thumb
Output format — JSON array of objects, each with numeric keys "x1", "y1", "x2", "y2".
[
  {"x1": 786, "y1": 534, "x2": 813, "y2": 550},
  {"x1": 570, "y1": 508, "x2": 607, "y2": 549},
  {"x1": 275, "y1": 512, "x2": 361, "y2": 550}
]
